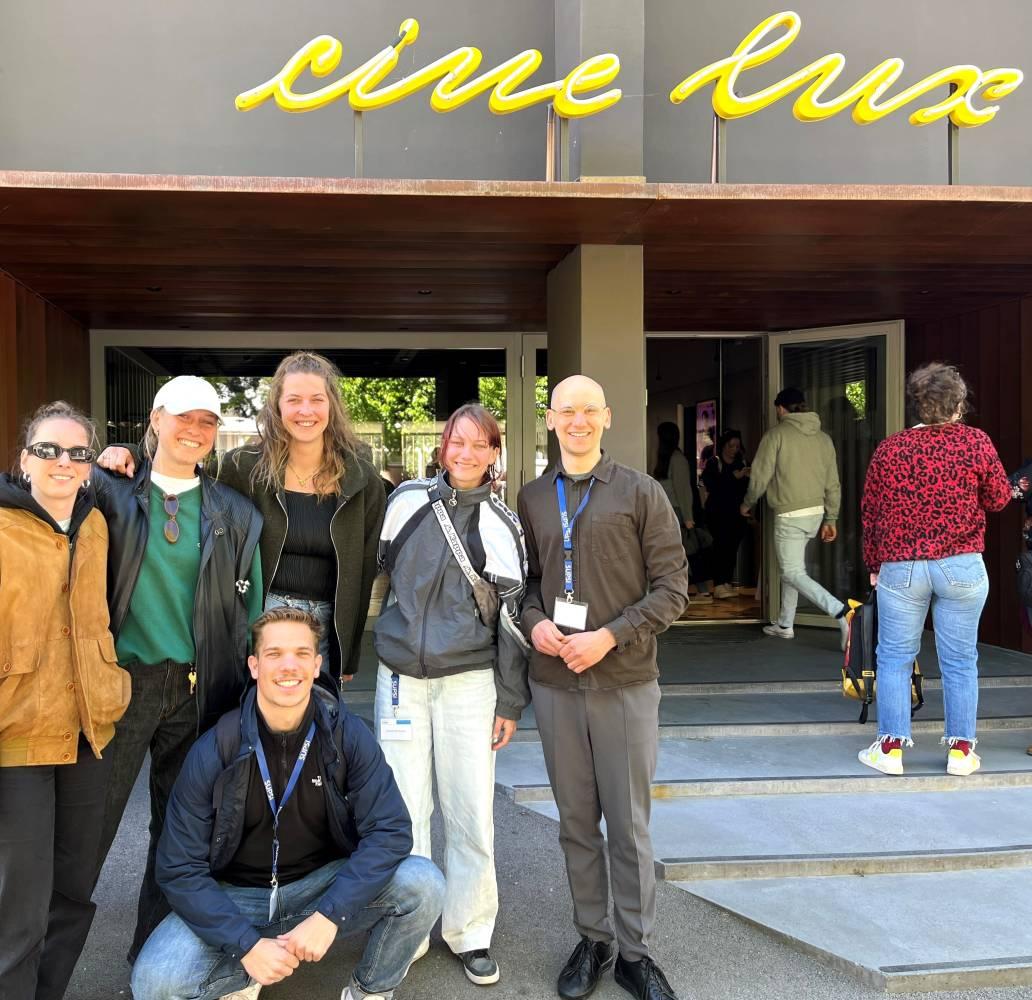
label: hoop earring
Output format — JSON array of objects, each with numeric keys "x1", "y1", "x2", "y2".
[
  {"x1": 81, "y1": 479, "x2": 91, "y2": 491},
  {"x1": 22, "y1": 473, "x2": 30, "y2": 484}
]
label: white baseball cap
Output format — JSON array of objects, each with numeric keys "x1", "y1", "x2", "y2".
[{"x1": 152, "y1": 376, "x2": 223, "y2": 422}]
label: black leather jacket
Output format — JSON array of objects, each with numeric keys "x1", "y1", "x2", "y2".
[{"x1": 93, "y1": 461, "x2": 263, "y2": 731}]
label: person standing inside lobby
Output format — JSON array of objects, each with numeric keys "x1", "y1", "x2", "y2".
[
  {"x1": 517, "y1": 376, "x2": 688, "y2": 1000},
  {"x1": 742, "y1": 387, "x2": 849, "y2": 645}
]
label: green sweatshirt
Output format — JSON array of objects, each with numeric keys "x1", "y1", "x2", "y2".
[
  {"x1": 743, "y1": 411, "x2": 841, "y2": 522},
  {"x1": 116, "y1": 484, "x2": 263, "y2": 666}
]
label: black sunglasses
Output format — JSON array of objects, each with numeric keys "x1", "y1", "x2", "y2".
[{"x1": 27, "y1": 442, "x2": 97, "y2": 463}]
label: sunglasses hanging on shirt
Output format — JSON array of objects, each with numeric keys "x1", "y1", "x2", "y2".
[{"x1": 163, "y1": 494, "x2": 180, "y2": 544}]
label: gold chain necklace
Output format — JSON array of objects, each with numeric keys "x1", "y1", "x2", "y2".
[{"x1": 287, "y1": 463, "x2": 320, "y2": 488}]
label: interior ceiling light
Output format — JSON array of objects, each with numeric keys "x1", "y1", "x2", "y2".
[
  {"x1": 665, "y1": 289, "x2": 682, "y2": 296},
  {"x1": 417, "y1": 289, "x2": 433, "y2": 295}
]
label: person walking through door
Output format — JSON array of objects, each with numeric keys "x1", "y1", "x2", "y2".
[{"x1": 742, "y1": 387, "x2": 849, "y2": 646}]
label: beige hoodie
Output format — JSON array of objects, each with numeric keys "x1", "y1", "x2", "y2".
[{"x1": 743, "y1": 411, "x2": 841, "y2": 521}]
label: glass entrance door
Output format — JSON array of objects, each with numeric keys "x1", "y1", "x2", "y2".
[{"x1": 766, "y1": 321, "x2": 905, "y2": 627}]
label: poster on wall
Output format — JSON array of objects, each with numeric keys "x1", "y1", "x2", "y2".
[{"x1": 695, "y1": 399, "x2": 716, "y2": 472}]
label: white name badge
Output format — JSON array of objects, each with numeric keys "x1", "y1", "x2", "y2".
[
  {"x1": 553, "y1": 598, "x2": 589, "y2": 631},
  {"x1": 379, "y1": 718, "x2": 413, "y2": 741}
]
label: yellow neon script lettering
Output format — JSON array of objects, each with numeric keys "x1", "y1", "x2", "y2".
[
  {"x1": 236, "y1": 19, "x2": 621, "y2": 119},
  {"x1": 669, "y1": 11, "x2": 1023, "y2": 127}
]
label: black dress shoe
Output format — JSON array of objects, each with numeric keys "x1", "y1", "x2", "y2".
[
  {"x1": 557, "y1": 937, "x2": 615, "y2": 999},
  {"x1": 614, "y1": 955, "x2": 679, "y2": 1000}
]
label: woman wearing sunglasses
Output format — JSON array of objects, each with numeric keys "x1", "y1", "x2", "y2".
[
  {"x1": 99, "y1": 352, "x2": 386, "y2": 690},
  {"x1": 90, "y1": 376, "x2": 264, "y2": 965},
  {"x1": 374, "y1": 403, "x2": 529, "y2": 986},
  {"x1": 0, "y1": 402, "x2": 131, "y2": 1000}
]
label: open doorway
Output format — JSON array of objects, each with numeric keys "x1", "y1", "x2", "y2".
[{"x1": 646, "y1": 336, "x2": 765, "y2": 623}]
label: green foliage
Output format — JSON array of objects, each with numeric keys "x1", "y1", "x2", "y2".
[
  {"x1": 844, "y1": 379, "x2": 867, "y2": 418},
  {"x1": 340, "y1": 377, "x2": 436, "y2": 452}
]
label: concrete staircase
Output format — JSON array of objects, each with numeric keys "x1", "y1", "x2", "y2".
[{"x1": 490, "y1": 627, "x2": 1032, "y2": 994}]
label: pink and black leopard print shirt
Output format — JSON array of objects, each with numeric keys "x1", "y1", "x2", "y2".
[{"x1": 861, "y1": 423, "x2": 1011, "y2": 572}]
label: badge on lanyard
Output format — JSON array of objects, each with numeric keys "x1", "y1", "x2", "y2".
[
  {"x1": 254, "y1": 720, "x2": 316, "y2": 921},
  {"x1": 554, "y1": 476, "x2": 594, "y2": 632},
  {"x1": 380, "y1": 672, "x2": 413, "y2": 741}
]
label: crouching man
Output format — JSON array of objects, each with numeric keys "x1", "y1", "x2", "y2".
[{"x1": 131, "y1": 607, "x2": 444, "y2": 1000}]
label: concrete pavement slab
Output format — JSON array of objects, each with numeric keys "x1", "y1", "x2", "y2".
[{"x1": 679, "y1": 869, "x2": 1032, "y2": 992}]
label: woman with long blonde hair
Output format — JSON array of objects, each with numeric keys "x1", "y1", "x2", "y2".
[
  {"x1": 223, "y1": 351, "x2": 385, "y2": 685},
  {"x1": 99, "y1": 352, "x2": 386, "y2": 688}
]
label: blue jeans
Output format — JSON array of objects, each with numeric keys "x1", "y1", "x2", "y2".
[
  {"x1": 875, "y1": 554, "x2": 989, "y2": 744},
  {"x1": 265, "y1": 591, "x2": 334, "y2": 667},
  {"x1": 130, "y1": 855, "x2": 444, "y2": 1000},
  {"x1": 773, "y1": 513, "x2": 845, "y2": 625}
]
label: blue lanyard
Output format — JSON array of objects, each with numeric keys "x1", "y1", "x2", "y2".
[
  {"x1": 556, "y1": 476, "x2": 595, "y2": 600},
  {"x1": 254, "y1": 720, "x2": 316, "y2": 901},
  {"x1": 391, "y1": 672, "x2": 400, "y2": 716}
]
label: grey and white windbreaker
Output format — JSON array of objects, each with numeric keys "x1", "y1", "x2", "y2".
[{"x1": 373, "y1": 472, "x2": 530, "y2": 720}]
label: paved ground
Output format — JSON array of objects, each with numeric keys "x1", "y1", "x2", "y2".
[{"x1": 70, "y1": 766, "x2": 1032, "y2": 1000}]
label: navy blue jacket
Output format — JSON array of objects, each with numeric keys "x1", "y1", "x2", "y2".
[{"x1": 155, "y1": 686, "x2": 413, "y2": 960}]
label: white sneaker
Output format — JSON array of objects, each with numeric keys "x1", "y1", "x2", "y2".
[
  {"x1": 341, "y1": 985, "x2": 387, "y2": 1000},
  {"x1": 947, "y1": 748, "x2": 981, "y2": 776},
  {"x1": 713, "y1": 584, "x2": 735, "y2": 599},
  {"x1": 223, "y1": 984, "x2": 261, "y2": 1000},
  {"x1": 762, "y1": 622, "x2": 794, "y2": 639},
  {"x1": 858, "y1": 739, "x2": 904, "y2": 776}
]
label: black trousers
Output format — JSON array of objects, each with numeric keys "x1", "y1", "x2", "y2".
[
  {"x1": 93, "y1": 660, "x2": 198, "y2": 964},
  {"x1": 708, "y1": 511, "x2": 747, "y2": 586},
  {"x1": 0, "y1": 737, "x2": 112, "y2": 1000}
]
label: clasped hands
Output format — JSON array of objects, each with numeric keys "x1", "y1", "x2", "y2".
[
  {"x1": 241, "y1": 911, "x2": 338, "y2": 985},
  {"x1": 531, "y1": 620, "x2": 616, "y2": 673}
]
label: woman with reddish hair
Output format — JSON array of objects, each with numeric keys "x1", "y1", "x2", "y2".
[{"x1": 373, "y1": 403, "x2": 529, "y2": 987}]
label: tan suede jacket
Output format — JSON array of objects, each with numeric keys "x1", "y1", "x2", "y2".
[{"x1": 0, "y1": 506, "x2": 131, "y2": 766}]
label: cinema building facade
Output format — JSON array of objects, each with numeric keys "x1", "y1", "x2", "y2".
[{"x1": 2, "y1": 0, "x2": 1032, "y2": 650}]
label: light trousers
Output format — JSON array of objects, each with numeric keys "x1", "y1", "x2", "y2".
[
  {"x1": 374, "y1": 662, "x2": 499, "y2": 954},
  {"x1": 774, "y1": 512, "x2": 845, "y2": 625}
]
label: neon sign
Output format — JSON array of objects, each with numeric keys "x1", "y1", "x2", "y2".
[
  {"x1": 236, "y1": 12, "x2": 1022, "y2": 129},
  {"x1": 236, "y1": 18, "x2": 621, "y2": 119},
  {"x1": 670, "y1": 11, "x2": 1023, "y2": 127}
]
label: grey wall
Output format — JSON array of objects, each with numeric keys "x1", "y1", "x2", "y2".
[
  {"x1": 2, "y1": 0, "x2": 1029, "y2": 185},
  {"x1": 0, "y1": 0, "x2": 553, "y2": 179},
  {"x1": 645, "y1": 0, "x2": 1032, "y2": 185}
]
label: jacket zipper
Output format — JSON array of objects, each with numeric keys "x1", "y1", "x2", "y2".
[
  {"x1": 329, "y1": 495, "x2": 351, "y2": 690},
  {"x1": 417, "y1": 507, "x2": 458, "y2": 677},
  {"x1": 269, "y1": 490, "x2": 289, "y2": 595}
]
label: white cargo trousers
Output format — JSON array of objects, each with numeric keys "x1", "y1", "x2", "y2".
[{"x1": 374, "y1": 661, "x2": 499, "y2": 954}]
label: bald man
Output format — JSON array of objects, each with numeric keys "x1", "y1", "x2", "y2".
[{"x1": 516, "y1": 376, "x2": 688, "y2": 1000}]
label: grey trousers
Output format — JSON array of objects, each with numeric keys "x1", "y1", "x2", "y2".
[{"x1": 530, "y1": 678, "x2": 661, "y2": 961}]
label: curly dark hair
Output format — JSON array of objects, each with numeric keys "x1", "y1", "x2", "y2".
[{"x1": 906, "y1": 362, "x2": 968, "y2": 426}]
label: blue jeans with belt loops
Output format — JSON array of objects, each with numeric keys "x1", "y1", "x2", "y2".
[
  {"x1": 874, "y1": 554, "x2": 989, "y2": 745},
  {"x1": 130, "y1": 855, "x2": 444, "y2": 1000}
]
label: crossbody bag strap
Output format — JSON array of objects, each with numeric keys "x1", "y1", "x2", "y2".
[{"x1": 427, "y1": 484, "x2": 483, "y2": 589}]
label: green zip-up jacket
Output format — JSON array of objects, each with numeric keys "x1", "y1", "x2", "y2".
[{"x1": 743, "y1": 411, "x2": 841, "y2": 522}]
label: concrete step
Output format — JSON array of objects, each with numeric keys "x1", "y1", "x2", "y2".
[
  {"x1": 495, "y1": 730, "x2": 1032, "y2": 802},
  {"x1": 521, "y1": 786, "x2": 1032, "y2": 880},
  {"x1": 503, "y1": 684, "x2": 1032, "y2": 741},
  {"x1": 677, "y1": 869, "x2": 1032, "y2": 992}
]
